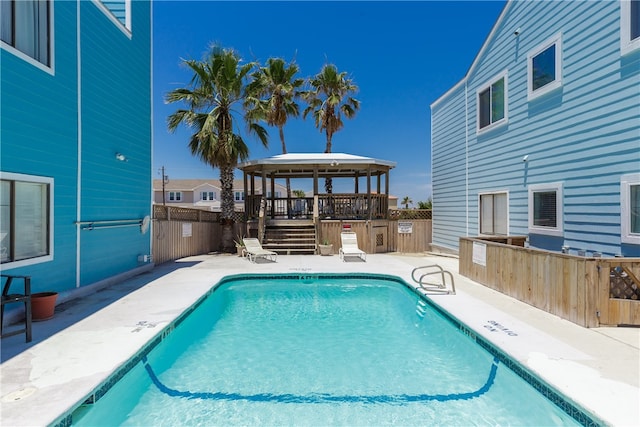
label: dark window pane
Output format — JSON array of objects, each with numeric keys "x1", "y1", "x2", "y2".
[
  {"x1": 491, "y1": 78, "x2": 505, "y2": 121},
  {"x1": 534, "y1": 191, "x2": 557, "y2": 228},
  {"x1": 631, "y1": 184, "x2": 640, "y2": 234},
  {"x1": 479, "y1": 88, "x2": 490, "y2": 128},
  {"x1": 532, "y1": 44, "x2": 556, "y2": 91}
]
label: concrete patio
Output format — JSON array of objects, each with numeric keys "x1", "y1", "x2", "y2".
[{"x1": 1, "y1": 253, "x2": 638, "y2": 426}]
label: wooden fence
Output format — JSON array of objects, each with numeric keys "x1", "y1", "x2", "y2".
[
  {"x1": 152, "y1": 206, "x2": 243, "y2": 265},
  {"x1": 153, "y1": 205, "x2": 433, "y2": 263},
  {"x1": 318, "y1": 218, "x2": 432, "y2": 254},
  {"x1": 459, "y1": 237, "x2": 640, "y2": 327}
]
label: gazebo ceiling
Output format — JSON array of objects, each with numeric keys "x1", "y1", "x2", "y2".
[{"x1": 239, "y1": 153, "x2": 396, "y2": 178}]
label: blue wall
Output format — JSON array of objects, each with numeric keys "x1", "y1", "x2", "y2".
[
  {"x1": 1, "y1": 1, "x2": 152, "y2": 299},
  {"x1": 431, "y1": 1, "x2": 640, "y2": 257}
]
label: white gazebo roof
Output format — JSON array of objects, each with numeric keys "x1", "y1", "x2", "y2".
[{"x1": 239, "y1": 153, "x2": 396, "y2": 178}]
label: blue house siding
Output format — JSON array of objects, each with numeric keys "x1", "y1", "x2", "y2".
[
  {"x1": 1, "y1": 0, "x2": 152, "y2": 318},
  {"x1": 431, "y1": 84, "x2": 468, "y2": 251},
  {"x1": 431, "y1": 1, "x2": 640, "y2": 257}
]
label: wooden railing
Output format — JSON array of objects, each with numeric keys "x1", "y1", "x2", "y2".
[
  {"x1": 246, "y1": 193, "x2": 389, "y2": 220},
  {"x1": 459, "y1": 237, "x2": 640, "y2": 327}
]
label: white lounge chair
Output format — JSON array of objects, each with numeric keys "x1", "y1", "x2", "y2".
[
  {"x1": 243, "y1": 238, "x2": 277, "y2": 263},
  {"x1": 339, "y1": 232, "x2": 366, "y2": 262}
]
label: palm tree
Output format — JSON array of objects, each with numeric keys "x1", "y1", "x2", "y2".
[
  {"x1": 302, "y1": 64, "x2": 360, "y2": 193},
  {"x1": 246, "y1": 58, "x2": 303, "y2": 214},
  {"x1": 166, "y1": 45, "x2": 268, "y2": 252},
  {"x1": 401, "y1": 196, "x2": 413, "y2": 209}
]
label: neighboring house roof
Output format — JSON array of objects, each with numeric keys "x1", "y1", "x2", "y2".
[
  {"x1": 152, "y1": 179, "x2": 285, "y2": 191},
  {"x1": 430, "y1": 1, "x2": 511, "y2": 109}
]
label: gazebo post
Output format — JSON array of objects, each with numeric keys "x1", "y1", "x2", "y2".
[
  {"x1": 270, "y1": 173, "x2": 276, "y2": 219},
  {"x1": 367, "y1": 166, "x2": 372, "y2": 220},
  {"x1": 261, "y1": 169, "x2": 267, "y2": 217},
  {"x1": 243, "y1": 171, "x2": 248, "y2": 221}
]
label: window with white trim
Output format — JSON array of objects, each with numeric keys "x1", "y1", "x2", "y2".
[
  {"x1": 477, "y1": 71, "x2": 508, "y2": 132},
  {"x1": 1, "y1": 0, "x2": 51, "y2": 67},
  {"x1": 267, "y1": 191, "x2": 282, "y2": 198},
  {"x1": 479, "y1": 192, "x2": 508, "y2": 235},
  {"x1": 235, "y1": 191, "x2": 244, "y2": 201},
  {"x1": 528, "y1": 182, "x2": 563, "y2": 236},
  {"x1": 528, "y1": 34, "x2": 562, "y2": 100},
  {"x1": 201, "y1": 191, "x2": 216, "y2": 201},
  {"x1": 0, "y1": 173, "x2": 53, "y2": 267},
  {"x1": 621, "y1": 173, "x2": 640, "y2": 244},
  {"x1": 621, "y1": 0, "x2": 640, "y2": 55},
  {"x1": 168, "y1": 191, "x2": 182, "y2": 202}
]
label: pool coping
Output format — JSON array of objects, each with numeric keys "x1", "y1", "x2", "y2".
[{"x1": 1, "y1": 254, "x2": 638, "y2": 426}]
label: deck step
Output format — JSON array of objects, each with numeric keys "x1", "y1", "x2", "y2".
[{"x1": 263, "y1": 221, "x2": 317, "y2": 255}]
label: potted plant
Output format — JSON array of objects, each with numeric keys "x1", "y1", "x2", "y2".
[
  {"x1": 32, "y1": 291, "x2": 58, "y2": 321},
  {"x1": 234, "y1": 234, "x2": 246, "y2": 257},
  {"x1": 318, "y1": 238, "x2": 333, "y2": 256}
]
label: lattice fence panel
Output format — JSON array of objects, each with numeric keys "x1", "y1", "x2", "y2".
[
  {"x1": 388, "y1": 209, "x2": 432, "y2": 220},
  {"x1": 610, "y1": 268, "x2": 640, "y2": 300}
]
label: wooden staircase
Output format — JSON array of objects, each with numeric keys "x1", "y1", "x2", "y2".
[{"x1": 262, "y1": 220, "x2": 317, "y2": 255}]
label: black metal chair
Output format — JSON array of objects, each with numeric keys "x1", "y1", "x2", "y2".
[{"x1": 1, "y1": 274, "x2": 32, "y2": 342}]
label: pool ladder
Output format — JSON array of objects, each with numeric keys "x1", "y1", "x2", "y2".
[{"x1": 411, "y1": 264, "x2": 456, "y2": 295}]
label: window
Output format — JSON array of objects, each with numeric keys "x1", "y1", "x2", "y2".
[
  {"x1": 0, "y1": 172, "x2": 53, "y2": 267},
  {"x1": 621, "y1": 173, "x2": 640, "y2": 244},
  {"x1": 235, "y1": 191, "x2": 244, "y2": 201},
  {"x1": 168, "y1": 192, "x2": 182, "y2": 202},
  {"x1": 528, "y1": 34, "x2": 562, "y2": 100},
  {"x1": 201, "y1": 191, "x2": 216, "y2": 201},
  {"x1": 477, "y1": 71, "x2": 507, "y2": 132},
  {"x1": 528, "y1": 182, "x2": 563, "y2": 236},
  {"x1": 479, "y1": 192, "x2": 508, "y2": 235},
  {"x1": 621, "y1": 0, "x2": 640, "y2": 55},
  {"x1": 94, "y1": 0, "x2": 131, "y2": 35},
  {"x1": 1, "y1": 0, "x2": 52, "y2": 68},
  {"x1": 267, "y1": 191, "x2": 282, "y2": 198}
]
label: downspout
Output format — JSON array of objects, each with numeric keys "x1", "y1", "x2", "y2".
[
  {"x1": 75, "y1": 0, "x2": 82, "y2": 288},
  {"x1": 464, "y1": 80, "x2": 469, "y2": 237},
  {"x1": 149, "y1": 0, "x2": 154, "y2": 257}
]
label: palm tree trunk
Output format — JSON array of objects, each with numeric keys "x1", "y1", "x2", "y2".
[
  {"x1": 220, "y1": 164, "x2": 236, "y2": 253},
  {"x1": 280, "y1": 125, "x2": 293, "y2": 218},
  {"x1": 324, "y1": 129, "x2": 333, "y2": 194}
]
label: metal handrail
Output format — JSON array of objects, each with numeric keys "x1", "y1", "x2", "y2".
[
  {"x1": 411, "y1": 264, "x2": 456, "y2": 295},
  {"x1": 75, "y1": 218, "x2": 143, "y2": 231}
]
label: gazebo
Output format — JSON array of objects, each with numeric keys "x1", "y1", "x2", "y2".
[{"x1": 238, "y1": 153, "x2": 396, "y2": 254}]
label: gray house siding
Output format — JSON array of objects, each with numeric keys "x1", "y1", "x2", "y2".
[{"x1": 431, "y1": 1, "x2": 640, "y2": 257}]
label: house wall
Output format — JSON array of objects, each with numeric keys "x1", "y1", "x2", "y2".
[
  {"x1": 431, "y1": 1, "x2": 640, "y2": 257},
  {"x1": 1, "y1": 1, "x2": 152, "y2": 309}
]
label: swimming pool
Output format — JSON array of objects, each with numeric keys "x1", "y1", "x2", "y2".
[{"x1": 70, "y1": 274, "x2": 595, "y2": 426}]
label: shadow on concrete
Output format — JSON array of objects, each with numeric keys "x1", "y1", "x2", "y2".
[{"x1": 1, "y1": 260, "x2": 203, "y2": 362}]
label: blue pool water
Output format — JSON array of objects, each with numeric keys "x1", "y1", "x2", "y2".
[{"x1": 72, "y1": 275, "x2": 587, "y2": 426}]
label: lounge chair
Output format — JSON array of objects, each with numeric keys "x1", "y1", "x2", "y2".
[
  {"x1": 243, "y1": 238, "x2": 277, "y2": 263},
  {"x1": 339, "y1": 232, "x2": 366, "y2": 262}
]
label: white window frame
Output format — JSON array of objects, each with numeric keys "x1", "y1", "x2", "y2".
[
  {"x1": 0, "y1": 171, "x2": 54, "y2": 269},
  {"x1": 201, "y1": 191, "x2": 216, "y2": 201},
  {"x1": 478, "y1": 190, "x2": 509, "y2": 236},
  {"x1": 621, "y1": 173, "x2": 640, "y2": 244},
  {"x1": 476, "y1": 70, "x2": 508, "y2": 134},
  {"x1": 235, "y1": 191, "x2": 244, "y2": 202},
  {"x1": 92, "y1": 0, "x2": 132, "y2": 38},
  {"x1": 168, "y1": 191, "x2": 182, "y2": 202},
  {"x1": 621, "y1": 0, "x2": 640, "y2": 55},
  {"x1": 527, "y1": 33, "x2": 563, "y2": 100},
  {"x1": 0, "y1": 0, "x2": 55, "y2": 75},
  {"x1": 528, "y1": 182, "x2": 564, "y2": 237}
]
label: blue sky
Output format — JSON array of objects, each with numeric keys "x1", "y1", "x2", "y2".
[{"x1": 153, "y1": 1, "x2": 506, "y2": 205}]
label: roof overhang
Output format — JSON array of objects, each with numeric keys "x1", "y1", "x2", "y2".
[{"x1": 239, "y1": 153, "x2": 396, "y2": 179}]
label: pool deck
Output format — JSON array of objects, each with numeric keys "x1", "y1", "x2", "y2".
[{"x1": 1, "y1": 253, "x2": 639, "y2": 426}]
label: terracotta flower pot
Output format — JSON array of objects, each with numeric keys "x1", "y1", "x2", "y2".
[{"x1": 31, "y1": 292, "x2": 58, "y2": 321}]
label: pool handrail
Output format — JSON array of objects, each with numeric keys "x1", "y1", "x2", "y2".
[{"x1": 411, "y1": 264, "x2": 456, "y2": 295}]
